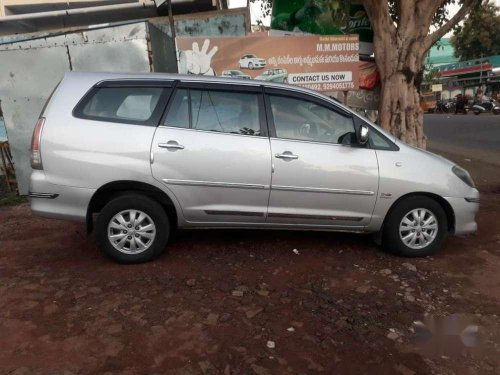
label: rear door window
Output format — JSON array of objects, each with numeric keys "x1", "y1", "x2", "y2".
[
  {"x1": 75, "y1": 86, "x2": 167, "y2": 126},
  {"x1": 191, "y1": 90, "x2": 260, "y2": 135},
  {"x1": 163, "y1": 88, "x2": 262, "y2": 136},
  {"x1": 164, "y1": 89, "x2": 189, "y2": 129}
]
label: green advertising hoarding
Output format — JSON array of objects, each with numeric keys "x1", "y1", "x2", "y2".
[
  {"x1": 348, "y1": 2, "x2": 373, "y2": 44},
  {"x1": 271, "y1": 0, "x2": 373, "y2": 55}
]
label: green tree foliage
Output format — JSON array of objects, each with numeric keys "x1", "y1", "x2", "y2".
[
  {"x1": 451, "y1": 1, "x2": 500, "y2": 60},
  {"x1": 250, "y1": 0, "x2": 463, "y2": 29},
  {"x1": 424, "y1": 65, "x2": 440, "y2": 84}
]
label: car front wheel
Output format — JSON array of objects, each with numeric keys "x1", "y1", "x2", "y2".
[
  {"x1": 96, "y1": 194, "x2": 170, "y2": 263},
  {"x1": 382, "y1": 196, "x2": 447, "y2": 257}
]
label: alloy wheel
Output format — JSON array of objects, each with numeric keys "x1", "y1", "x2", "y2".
[
  {"x1": 107, "y1": 209, "x2": 156, "y2": 254},
  {"x1": 399, "y1": 208, "x2": 438, "y2": 250}
]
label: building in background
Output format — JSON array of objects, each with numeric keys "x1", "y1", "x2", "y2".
[
  {"x1": 425, "y1": 38, "x2": 459, "y2": 68},
  {"x1": 423, "y1": 36, "x2": 500, "y2": 101},
  {"x1": 435, "y1": 55, "x2": 500, "y2": 100},
  {"x1": 0, "y1": 0, "x2": 224, "y2": 36}
]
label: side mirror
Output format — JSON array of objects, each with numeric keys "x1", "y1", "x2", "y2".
[{"x1": 358, "y1": 125, "x2": 369, "y2": 145}]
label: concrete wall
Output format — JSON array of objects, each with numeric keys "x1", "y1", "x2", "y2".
[
  {"x1": 150, "y1": 8, "x2": 249, "y2": 38},
  {"x1": 148, "y1": 8, "x2": 248, "y2": 73}
]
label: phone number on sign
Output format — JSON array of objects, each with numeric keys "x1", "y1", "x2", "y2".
[{"x1": 296, "y1": 82, "x2": 356, "y2": 91}]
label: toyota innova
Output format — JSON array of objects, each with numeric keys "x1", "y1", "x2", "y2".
[{"x1": 29, "y1": 72, "x2": 479, "y2": 263}]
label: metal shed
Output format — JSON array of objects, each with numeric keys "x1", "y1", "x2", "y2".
[{"x1": 0, "y1": 8, "x2": 248, "y2": 194}]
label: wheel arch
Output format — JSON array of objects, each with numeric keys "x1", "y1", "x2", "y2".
[
  {"x1": 384, "y1": 192, "x2": 455, "y2": 233},
  {"x1": 86, "y1": 180, "x2": 178, "y2": 233}
]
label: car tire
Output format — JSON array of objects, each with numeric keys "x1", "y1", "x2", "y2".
[
  {"x1": 249, "y1": 62, "x2": 254, "y2": 69},
  {"x1": 96, "y1": 193, "x2": 170, "y2": 264},
  {"x1": 382, "y1": 196, "x2": 447, "y2": 257}
]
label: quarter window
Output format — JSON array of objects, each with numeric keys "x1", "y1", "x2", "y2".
[
  {"x1": 369, "y1": 129, "x2": 394, "y2": 150},
  {"x1": 79, "y1": 87, "x2": 163, "y2": 124},
  {"x1": 269, "y1": 95, "x2": 355, "y2": 144}
]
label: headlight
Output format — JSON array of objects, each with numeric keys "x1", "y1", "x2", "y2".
[{"x1": 452, "y1": 165, "x2": 475, "y2": 188}]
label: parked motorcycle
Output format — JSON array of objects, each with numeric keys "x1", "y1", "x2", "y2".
[
  {"x1": 454, "y1": 95, "x2": 468, "y2": 115},
  {"x1": 472, "y1": 99, "x2": 500, "y2": 115},
  {"x1": 436, "y1": 100, "x2": 452, "y2": 113}
]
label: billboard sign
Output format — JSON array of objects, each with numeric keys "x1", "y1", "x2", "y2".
[
  {"x1": 348, "y1": 1, "x2": 373, "y2": 52},
  {"x1": 431, "y1": 84, "x2": 443, "y2": 92},
  {"x1": 176, "y1": 35, "x2": 360, "y2": 92}
]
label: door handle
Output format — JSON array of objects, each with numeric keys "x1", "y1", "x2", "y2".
[
  {"x1": 158, "y1": 141, "x2": 184, "y2": 150},
  {"x1": 275, "y1": 152, "x2": 298, "y2": 160}
]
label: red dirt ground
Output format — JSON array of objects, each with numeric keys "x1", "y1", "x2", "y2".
[{"x1": 0, "y1": 150, "x2": 499, "y2": 375}]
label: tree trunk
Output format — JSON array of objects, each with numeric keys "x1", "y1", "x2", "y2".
[
  {"x1": 362, "y1": 0, "x2": 480, "y2": 149},
  {"x1": 378, "y1": 70, "x2": 426, "y2": 148},
  {"x1": 371, "y1": 36, "x2": 427, "y2": 147},
  {"x1": 363, "y1": 0, "x2": 428, "y2": 148}
]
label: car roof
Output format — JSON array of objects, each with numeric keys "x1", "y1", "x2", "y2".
[{"x1": 64, "y1": 71, "x2": 327, "y2": 100}]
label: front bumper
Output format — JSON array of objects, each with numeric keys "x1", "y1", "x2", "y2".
[
  {"x1": 30, "y1": 170, "x2": 95, "y2": 222},
  {"x1": 444, "y1": 195, "x2": 479, "y2": 235}
]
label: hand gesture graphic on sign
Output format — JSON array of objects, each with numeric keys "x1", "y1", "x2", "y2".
[{"x1": 179, "y1": 39, "x2": 218, "y2": 76}]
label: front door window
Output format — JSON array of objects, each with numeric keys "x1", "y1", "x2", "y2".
[{"x1": 269, "y1": 95, "x2": 355, "y2": 145}]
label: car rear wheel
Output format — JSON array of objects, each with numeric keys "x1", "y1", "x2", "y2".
[
  {"x1": 382, "y1": 196, "x2": 447, "y2": 257},
  {"x1": 96, "y1": 194, "x2": 170, "y2": 263}
]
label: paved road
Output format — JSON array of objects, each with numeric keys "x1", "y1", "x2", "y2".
[{"x1": 424, "y1": 113, "x2": 500, "y2": 165}]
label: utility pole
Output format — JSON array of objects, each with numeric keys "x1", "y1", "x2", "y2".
[
  {"x1": 479, "y1": 53, "x2": 483, "y2": 85},
  {"x1": 343, "y1": 0, "x2": 351, "y2": 106}
]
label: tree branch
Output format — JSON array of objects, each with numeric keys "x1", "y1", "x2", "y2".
[
  {"x1": 363, "y1": 0, "x2": 397, "y2": 39},
  {"x1": 417, "y1": 0, "x2": 447, "y2": 30},
  {"x1": 425, "y1": 0, "x2": 480, "y2": 50}
]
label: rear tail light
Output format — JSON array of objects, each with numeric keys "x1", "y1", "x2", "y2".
[{"x1": 30, "y1": 117, "x2": 45, "y2": 170}]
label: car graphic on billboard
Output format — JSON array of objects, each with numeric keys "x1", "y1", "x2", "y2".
[
  {"x1": 220, "y1": 70, "x2": 252, "y2": 79},
  {"x1": 255, "y1": 68, "x2": 288, "y2": 83},
  {"x1": 239, "y1": 54, "x2": 267, "y2": 70}
]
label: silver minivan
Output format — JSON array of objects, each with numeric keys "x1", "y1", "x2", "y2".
[{"x1": 29, "y1": 72, "x2": 479, "y2": 263}]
